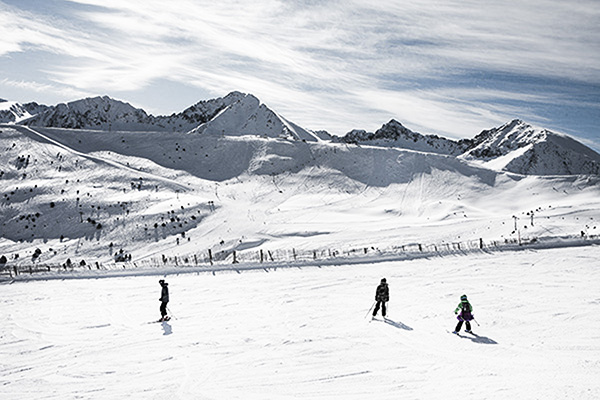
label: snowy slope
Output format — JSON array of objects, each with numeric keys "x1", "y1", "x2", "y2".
[
  {"x1": 1, "y1": 246, "x2": 600, "y2": 399},
  {"x1": 1, "y1": 122, "x2": 600, "y2": 269},
  {"x1": 460, "y1": 119, "x2": 600, "y2": 175}
]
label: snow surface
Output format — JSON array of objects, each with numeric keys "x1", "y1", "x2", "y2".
[
  {"x1": 1, "y1": 123, "x2": 600, "y2": 268},
  {"x1": 1, "y1": 246, "x2": 600, "y2": 399}
]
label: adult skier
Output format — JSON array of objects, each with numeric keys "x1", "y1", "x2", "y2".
[
  {"x1": 372, "y1": 278, "x2": 389, "y2": 318},
  {"x1": 453, "y1": 294, "x2": 473, "y2": 334},
  {"x1": 159, "y1": 279, "x2": 170, "y2": 322}
]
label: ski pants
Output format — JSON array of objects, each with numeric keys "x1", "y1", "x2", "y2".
[
  {"x1": 160, "y1": 301, "x2": 168, "y2": 317},
  {"x1": 373, "y1": 300, "x2": 387, "y2": 317},
  {"x1": 455, "y1": 320, "x2": 471, "y2": 332}
]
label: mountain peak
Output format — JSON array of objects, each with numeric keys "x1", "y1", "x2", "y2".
[
  {"x1": 189, "y1": 92, "x2": 320, "y2": 141},
  {"x1": 340, "y1": 119, "x2": 467, "y2": 155},
  {"x1": 25, "y1": 95, "x2": 152, "y2": 130},
  {"x1": 462, "y1": 120, "x2": 600, "y2": 175}
]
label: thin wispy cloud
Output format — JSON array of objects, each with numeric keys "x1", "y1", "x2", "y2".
[{"x1": 0, "y1": 0, "x2": 598, "y2": 148}]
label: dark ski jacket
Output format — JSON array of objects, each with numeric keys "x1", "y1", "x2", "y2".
[
  {"x1": 455, "y1": 301, "x2": 473, "y2": 321},
  {"x1": 160, "y1": 283, "x2": 169, "y2": 303},
  {"x1": 375, "y1": 283, "x2": 389, "y2": 302},
  {"x1": 454, "y1": 301, "x2": 472, "y2": 314}
]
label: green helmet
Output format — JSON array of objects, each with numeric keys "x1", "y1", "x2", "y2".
[{"x1": 460, "y1": 294, "x2": 468, "y2": 302}]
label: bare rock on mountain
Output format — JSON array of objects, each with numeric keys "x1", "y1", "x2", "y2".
[{"x1": 461, "y1": 119, "x2": 600, "y2": 175}]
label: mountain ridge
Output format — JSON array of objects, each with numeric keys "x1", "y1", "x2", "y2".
[{"x1": 1, "y1": 92, "x2": 599, "y2": 176}]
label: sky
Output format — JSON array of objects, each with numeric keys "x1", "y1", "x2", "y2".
[{"x1": 0, "y1": 0, "x2": 599, "y2": 149}]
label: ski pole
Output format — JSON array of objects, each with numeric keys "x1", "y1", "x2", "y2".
[
  {"x1": 365, "y1": 301, "x2": 376, "y2": 318},
  {"x1": 472, "y1": 317, "x2": 480, "y2": 326},
  {"x1": 167, "y1": 306, "x2": 177, "y2": 320}
]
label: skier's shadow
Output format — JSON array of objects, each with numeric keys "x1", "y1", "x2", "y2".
[
  {"x1": 161, "y1": 321, "x2": 172, "y2": 336},
  {"x1": 383, "y1": 317, "x2": 413, "y2": 331},
  {"x1": 462, "y1": 333, "x2": 497, "y2": 344}
]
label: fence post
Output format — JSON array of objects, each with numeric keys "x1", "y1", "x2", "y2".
[
  {"x1": 268, "y1": 250, "x2": 274, "y2": 262},
  {"x1": 233, "y1": 251, "x2": 238, "y2": 264},
  {"x1": 479, "y1": 238, "x2": 483, "y2": 249},
  {"x1": 208, "y1": 249, "x2": 213, "y2": 265},
  {"x1": 418, "y1": 244, "x2": 422, "y2": 252},
  {"x1": 260, "y1": 249, "x2": 264, "y2": 263}
]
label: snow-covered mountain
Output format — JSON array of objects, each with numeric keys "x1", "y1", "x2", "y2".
[
  {"x1": 0, "y1": 100, "x2": 40, "y2": 123},
  {"x1": 21, "y1": 92, "x2": 324, "y2": 141},
  {"x1": 338, "y1": 119, "x2": 471, "y2": 155},
  {"x1": 338, "y1": 119, "x2": 600, "y2": 176},
  {"x1": 154, "y1": 91, "x2": 247, "y2": 132},
  {"x1": 6, "y1": 92, "x2": 600, "y2": 175},
  {"x1": 188, "y1": 92, "x2": 322, "y2": 141},
  {"x1": 461, "y1": 119, "x2": 600, "y2": 175},
  {"x1": 25, "y1": 96, "x2": 158, "y2": 131}
]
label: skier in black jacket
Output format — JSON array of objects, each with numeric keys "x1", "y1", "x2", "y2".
[
  {"x1": 159, "y1": 279, "x2": 170, "y2": 321},
  {"x1": 372, "y1": 278, "x2": 389, "y2": 318}
]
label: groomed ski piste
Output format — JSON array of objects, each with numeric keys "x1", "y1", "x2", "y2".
[{"x1": 1, "y1": 244, "x2": 600, "y2": 399}]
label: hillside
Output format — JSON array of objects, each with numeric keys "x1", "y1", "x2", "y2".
[
  {"x1": 2, "y1": 92, "x2": 600, "y2": 268},
  {"x1": 1, "y1": 122, "x2": 599, "y2": 269}
]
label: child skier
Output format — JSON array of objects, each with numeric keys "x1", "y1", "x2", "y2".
[
  {"x1": 372, "y1": 278, "x2": 389, "y2": 318},
  {"x1": 453, "y1": 294, "x2": 474, "y2": 334},
  {"x1": 159, "y1": 279, "x2": 170, "y2": 322}
]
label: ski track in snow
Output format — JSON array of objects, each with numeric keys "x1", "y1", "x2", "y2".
[{"x1": 1, "y1": 246, "x2": 600, "y2": 399}]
